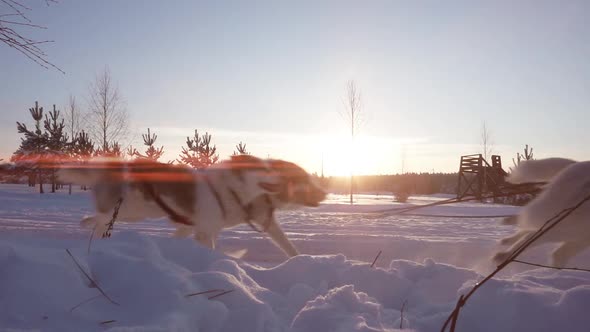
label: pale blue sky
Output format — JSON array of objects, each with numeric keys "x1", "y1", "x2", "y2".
[{"x1": 2, "y1": 0, "x2": 589, "y2": 175}]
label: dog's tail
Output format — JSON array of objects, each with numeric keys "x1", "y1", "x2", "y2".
[{"x1": 506, "y1": 158, "x2": 576, "y2": 184}]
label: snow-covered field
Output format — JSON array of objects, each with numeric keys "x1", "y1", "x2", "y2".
[{"x1": 1, "y1": 184, "x2": 589, "y2": 331}]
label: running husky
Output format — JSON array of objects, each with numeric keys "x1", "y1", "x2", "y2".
[
  {"x1": 492, "y1": 157, "x2": 590, "y2": 266},
  {"x1": 58, "y1": 155, "x2": 326, "y2": 257}
]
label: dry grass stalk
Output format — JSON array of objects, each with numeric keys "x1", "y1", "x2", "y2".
[
  {"x1": 65, "y1": 249, "x2": 120, "y2": 306},
  {"x1": 207, "y1": 289, "x2": 234, "y2": 300},
  {"x1": 400, "y1": 299, "x2": 408, "y2": 329},
  {"x1": 370, "y1": 250, "x2": 382, "y2": 268},
  {"x1": 185, "y1": 289, "x2": 225, "y2": 298}
]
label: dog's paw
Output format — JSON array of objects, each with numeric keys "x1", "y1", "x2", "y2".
[
  {"x1": 80, "y1": 216, "x2": 96, "y2": 228},
  {"x1": 224, "y1": 248, "x2": 248, "y2": 259}
]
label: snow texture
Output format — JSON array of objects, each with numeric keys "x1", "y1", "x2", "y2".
[{"x1": 0, "y1": 184, "x2": 589, "y2": 331}]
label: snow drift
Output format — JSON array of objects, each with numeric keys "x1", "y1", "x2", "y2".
[{"x1": 1, "y1": 232, "x2": 590, "y2": 331}]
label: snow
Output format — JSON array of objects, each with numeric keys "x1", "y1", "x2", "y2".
[{"x1": 1, "y1": 184, "x2": 590, "y2": 331}]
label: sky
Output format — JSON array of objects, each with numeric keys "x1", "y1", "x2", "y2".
[{"x1": 1, "y1": 0, "x2": 589, "y2": 176}]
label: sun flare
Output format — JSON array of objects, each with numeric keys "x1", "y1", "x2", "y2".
[{"x1": 321, "y1": 135, "x2": 394, "y2": 176}]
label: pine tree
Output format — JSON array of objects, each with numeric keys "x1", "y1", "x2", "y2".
[
  {"x1": 177, "y1": 130, "x2": 219, "y2": 169},
  {"x1": 11, "y1": 101, "x2": 47, "y2": 193},
  {"x1": 72, "y1": 131, "x2": 95, "y2": 160},
  {"x1": 71, "y1": 131, "x2": 95, "y2": 191},
  {"x1": 94, "y1": 141, "x2": 122, "y2": 157},
  {"x1": 177, "y1": 130, "x2": 202, "y2": 168},
  {"x1": 43, "y1": 105, "x2": 69, "y2": 193},
  {"x1": 233, "y1": 141, "x2": 249, "y2": 155},
  {"x1": 126, "y1": 145, "x2": 138, "y2": 159},
  {"x1": 512, "y1": 144, "x2": 534, "y2": 169},
  {"x1": 134, "y1": 128, "x2": 164, "y2": 161},
  {"x1": 199, "y1": 132, "x2": 219, "y2": 167}
]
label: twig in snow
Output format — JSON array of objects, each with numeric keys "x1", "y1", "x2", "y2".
[
  {"x1": 400, "y1": 299, "x2": 408, "y2": 329},
  {"x1": 69, "y1": 294, "x2": 103, "y2": 312},
  {"x1": 370, "y1": 250, "x2": 382, "y2": 268},
  {"x1": 513, "y1": 259, "x2": 590, "y2": 273},
  {"x1": 65, "y1": 249, "x2": 119, "y2": 306},
  {"x1": 185, "y1": 289, "x2": 225, "y2": 298},
  {"x1": 207, "y1": 289, "x2": 234, "y2": 300}
]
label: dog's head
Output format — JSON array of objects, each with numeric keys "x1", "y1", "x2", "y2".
[
  {"x1": 266, "y1": 159, "x2": 327, "y2": 208},
  {"x1": 224, "y1": 155, "x2": 326, "y2": 208},
  {"x1": 221, "y1": 154, "x2": 284, "y2": 204}
]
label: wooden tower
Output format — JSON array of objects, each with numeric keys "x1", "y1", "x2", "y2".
[{"x1": 457, "y1": 154, "x2": 508, "y2": 200}]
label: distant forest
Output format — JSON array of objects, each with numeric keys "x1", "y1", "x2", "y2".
[{"x1": 323, "y1": 172, "x2": 459, "y2": 195}]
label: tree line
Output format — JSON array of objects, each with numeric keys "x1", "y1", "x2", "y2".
[{"x1": 4, "y1": 103, "x2": 250, "y2": 194}]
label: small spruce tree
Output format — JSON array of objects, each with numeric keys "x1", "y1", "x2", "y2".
[
  {"x1": 512, "y1": 144, "x2": 534, "y2": 169},
  {"x1": 134, "y1": 128, "x2": 164, "y2": 161},
  {"x1": 177, "y1": 130, "x2": 219, "y2": 169},
  {"x1": 233, "y1": 141, "x2": 249, "y2": 155},
  {"x1": 71, "y1": 131, "x2": 95, "y2": 190},
  {"x1": 12, "y1": 101, "x2": 47, "y2": 193},
  {"x1": 199, "y1": 132, "x2": 219, "y2": 167},
  {"x1": 43, "y1": 105, "x2": 69, "y2": 193}
]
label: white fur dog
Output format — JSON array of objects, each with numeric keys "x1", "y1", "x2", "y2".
[
  {"x1": 58, "y1": 155, "x2": 326, "y2": 257},
  {"x1": 493, "y1": 157, "x2": 590, "y2": 266}
]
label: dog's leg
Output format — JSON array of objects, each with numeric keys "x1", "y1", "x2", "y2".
[
  {"x1": 502, "y1": 215, "x2": 518, "y2": 225},
  {"x1": 500, "y1": 230, "x2": 529, "y2": 246},
  {"x1": 194, "y1": 231, "x2": 216, "y2": 249},
  {"x1": 81, "y1": 214, "x2": 109, "y2": 235},
  {"x1": 265, "y1": 218, "x2": 299, "y2": 257},
  {"x1": 493, "y1": 230, "x2": 540, "y2": 264},
  {"x1": 82, "y1": 213, "x2": 111, "y2": 238},
  {"x1": 551, "y1": 241, "x2": 587, "y2": 266}
]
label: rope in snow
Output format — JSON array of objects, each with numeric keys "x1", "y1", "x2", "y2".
[
  {"x1": 396, "y1": 213, "x2": 514, "y2": 219},
  {"x1": 370, "y1": 186, "x2": 541, "y2": 218}
]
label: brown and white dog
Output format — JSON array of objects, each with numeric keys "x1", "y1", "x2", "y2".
[
  {"x1": 492, "y1": 157, "x2": 590, "y2": 266},
  {"x1": 58, "y1": 155, "x2": 326, "y2": 257}
]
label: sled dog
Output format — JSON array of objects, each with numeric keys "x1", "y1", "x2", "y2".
[
  {"x1": 493, "y1": 157, "x2": 590, "y2": 266},
  {"x1": 58, "y1": 155, "x2": 326, "y2": 257}
]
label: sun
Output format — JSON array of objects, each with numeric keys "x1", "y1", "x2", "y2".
[{"x1": 321, "y1": 135, "x2": 392, "y2": 176}]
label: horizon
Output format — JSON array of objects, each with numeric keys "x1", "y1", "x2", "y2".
[{"x1": 2, "y1": 1, "x2": 590, "y2": 176}]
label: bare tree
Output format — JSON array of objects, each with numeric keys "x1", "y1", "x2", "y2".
[
  {"x1": 481, "y1": 121, "x2": 493, "y2": 161},
  {"x1": 87, "y1": 67, "x2": 128, "y2": 153},
  {"x1": 65, "y1": 95, "x2": 80, "y2": 142},
  {"x1": 342, "y1": 80, "x2": 362, "y2": 205},
  {"x1": 64, "y1": 95, "x2": 80, "y2": 194},
  {"x1": 0, "y1": 0, "x2": 63, "y2": 73}
]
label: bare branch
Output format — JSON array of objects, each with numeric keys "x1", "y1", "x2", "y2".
[{"x1": 0, "y1": 0, "x2": 63, "y2": 73}]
